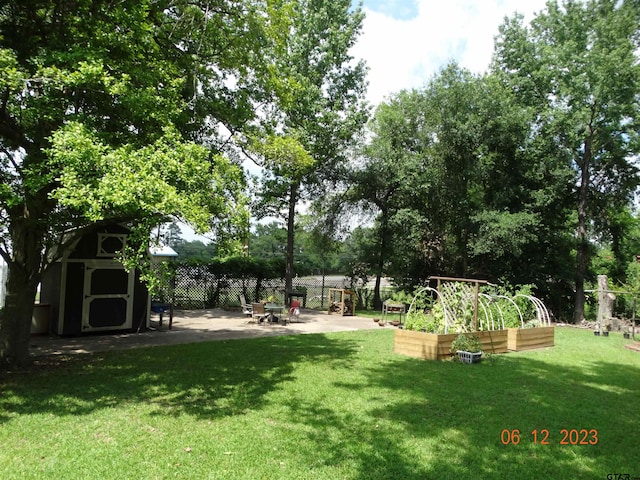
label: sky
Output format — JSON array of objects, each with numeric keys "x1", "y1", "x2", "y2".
[{"x1": 353, "y1": 0, "x2": 550, "y2": 106}]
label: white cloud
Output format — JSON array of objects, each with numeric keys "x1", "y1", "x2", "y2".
[{"x1": 352, "y1": 0, "x2": 549, "y2": 106}]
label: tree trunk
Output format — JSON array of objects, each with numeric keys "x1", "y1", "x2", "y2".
[
  {"x1": 373, "y1": 234, "x2": 386, "y2": 310},
  {"x1": 573, "y1": 132, "x2": 592, "y2": 324},
  {"x1": 285, "y1": 182, "x2": 299, "y2": 295},
  {"x1": 373, "y1": 218, "x2": 387, "y2": 311},
  {"x1": 373, "y1": 274, "x2": 382, "y2": 312},
  {"x1": 0, "y1": 266, "x2": 39, "y2": 367},
  {"x1": 0, "y1": 218, "x2": 45, "y2": 367}
]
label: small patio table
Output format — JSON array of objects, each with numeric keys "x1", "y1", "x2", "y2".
[
  {"x1": 264, "y1": 303, "x2": 285, "y2": 325},
  {"x1": 382, "y1": 301, "x2": 405, "y2": 324}
]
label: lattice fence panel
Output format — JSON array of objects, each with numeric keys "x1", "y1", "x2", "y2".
[{"x1": 165, "y1": 265, "x2": 397, "y2": 311}]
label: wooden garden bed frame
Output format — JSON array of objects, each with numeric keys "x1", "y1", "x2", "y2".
[
  {"x1": 327, "y1": 288, "x2": 355, "y2": 316},
  {"x1": 394, "y1": 329, "x2": 508, "y2": 361},
  {"x1": 394, "y1": 327, "x2": 555, "y2": 361},
  {"x1": 507, "y1": 326, "x2": 555, "y2": 351}
]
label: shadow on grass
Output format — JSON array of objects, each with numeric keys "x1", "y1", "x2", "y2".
[
  {"x1": 0, "y1": 333, "x2": 361, "y2": 421},
  {"x1": 340, "y1": 354, "x2": 640, "y2": 479},
  {"x1": 269, "y1": 331, "x2": 640, "y2": 479},
  {"x1": 1, "y1": 329, "x2": 639, "y2": 479}
]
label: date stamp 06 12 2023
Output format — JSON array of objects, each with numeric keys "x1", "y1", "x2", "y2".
[
  {"x1": 500, "y1": 429, "x2": 639, "y2": 480},
  {"x1": 500, "y1": 428, "x2": 599, "y2": 445}
]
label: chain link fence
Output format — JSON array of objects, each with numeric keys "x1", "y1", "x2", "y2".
[{"x1": 164, "y1": 264, "x2": 396, "y2": 311}]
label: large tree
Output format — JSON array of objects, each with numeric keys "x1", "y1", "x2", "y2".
[
  {"x1": 348, "y1": 63, "x2": 577, "y2": 314},
  {"x1": 493, "y1": 0, "x2": 640, "y2": 322},
  {"x1": 0, "y1": 0, "x2": 268, "y2": 366},
  {"x1": 347, "y1": 89, "x2": 432, "y2": 307},
  {"x1": 248, "y1": 0, "x2": 369, "y2": 294}
]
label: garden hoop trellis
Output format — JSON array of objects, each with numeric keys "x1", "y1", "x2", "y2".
[{"x1": 406, "y1": 277, "x2": 552, "y2": 334}]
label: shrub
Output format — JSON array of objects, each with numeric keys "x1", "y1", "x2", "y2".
[{"x1": 450, "y1": 333, "x2": 482, "y2": 353}]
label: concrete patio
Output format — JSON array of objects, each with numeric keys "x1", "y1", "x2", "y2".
[{"x1": 29, "y1": 308, "x2": 387, "y2": 357}]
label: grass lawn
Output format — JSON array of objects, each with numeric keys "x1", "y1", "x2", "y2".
[{"x1": 1, "y1": 327, "x2": 639, "y2": 479}]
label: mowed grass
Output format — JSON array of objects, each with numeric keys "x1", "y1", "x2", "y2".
[{"x1": 1, "y1": 328, "x2": 639, "y2": 479}]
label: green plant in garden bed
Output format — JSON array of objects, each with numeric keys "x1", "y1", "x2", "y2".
[
  {"x1": 482, "y1": 283, "x2": 538, "y2": 328},
  {"x1": 403, "y1": 286, "x2": 475, "y2": 334},
  {"x1": 403, "y1": 283, "x2": 481, "y2": 333},
  {"x1": 403, "y1": 287, "x2": 445, "y2": 333},
  {"x1": 403, "y1": 282, "x2": 545, "y2": 333},
  {"x1": 1, "y1": 328, "x2": 639, "y2": 479},
  {"x1": 450, "y1": 333, "x2": 482, "y2": 353}
]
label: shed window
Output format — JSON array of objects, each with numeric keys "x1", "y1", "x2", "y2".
[{"x1": 97, "y1": 234, "x2": 127, "y2": 257}]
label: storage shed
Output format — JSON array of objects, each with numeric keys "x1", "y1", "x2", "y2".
[{"x1": 41, "y1": 224, "x2": 149, "y2": 335}]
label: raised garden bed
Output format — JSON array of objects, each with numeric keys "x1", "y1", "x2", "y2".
[
  {"x1": 394, "y1": 329, "x2": 508, "y2": 361},
  {"x1": 395, "y1": 278, "x2": 554, "y2": 361},
  {"x1": 507, "y1": 326, "x2": 555, "y2": 351}
]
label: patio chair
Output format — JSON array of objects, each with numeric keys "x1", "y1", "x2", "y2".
[
  {"x1": 151, "y1": 300, "x2": 173, "y2": 329},
  {"x1": 251, "y1": 303, "x2": 267, "y2": 324},
  {"x1": 288, "y1": 299, "x2": 301, "y2": 323},
  {"x1": 240, "y1": 294, "x2": 253, "y2": 316}
]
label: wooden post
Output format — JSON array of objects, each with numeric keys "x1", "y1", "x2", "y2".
[
  {"x1": 473, "y1": 281, "x2": 479, "y2": 332},
  {"x1": 597, "y1": 275, "x2": 615, "y2": 332}
]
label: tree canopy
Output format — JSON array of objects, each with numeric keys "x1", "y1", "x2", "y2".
[
  {"x1": 246, "y1": 0, "x2": 369, "y2": 293},
  {"x1": 345, "y1": 66, "x2": 574, "y2": 305},
  {"x1": 492, "y1": 0, "x2": 640, "y2": 321},
  {"x1": 340, "y1": 0, "x2": 639, "y2": 319},
  {"x1": 0, "y1": 0, "x2": 271, "y2": 366}
]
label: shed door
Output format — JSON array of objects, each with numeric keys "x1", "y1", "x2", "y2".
[{"x1": 82, "y1": 262, "x2": 134, "y2": 332}]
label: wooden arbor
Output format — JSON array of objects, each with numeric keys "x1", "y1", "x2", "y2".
[{"x1": 328, "y1": 288, "x2": 355, "y2": 316}]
